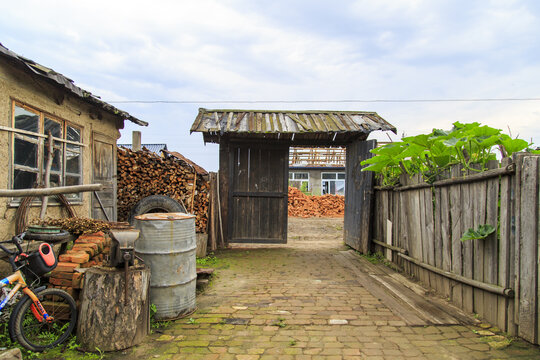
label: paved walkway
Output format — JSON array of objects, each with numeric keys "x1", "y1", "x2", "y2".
[{"x1": 112, "y1": 218, "x2": 540, "y2": 359}]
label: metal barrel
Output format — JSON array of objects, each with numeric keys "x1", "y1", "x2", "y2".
[{"x1": 134, "y1": 212, "x2": 196, "y2": 320}]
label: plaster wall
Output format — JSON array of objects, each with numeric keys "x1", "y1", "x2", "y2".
[{"x1": 0, "y1": 60, "x2": 120, "y2": 240}]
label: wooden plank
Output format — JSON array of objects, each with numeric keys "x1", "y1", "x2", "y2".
[
  {"x1": 440, "y1": 170, "x2": 452, "y2": 298},
  {"x1": 411, "y1": 175, "x2": 423, "y2": 283},
  {"x1": 461, "y1": 166, "x2": 475, "y2": 314},
  {"x1": 484, "y1": 160, "x2": 500, "y2": 326},
  {"x1": 471, "y1": 164, "x2": 487, "y2": 319},
  {"x1": 424, "y1": 186, "x2": 436, "y2": 290},
  {"x1": 498, "y1": 157, "x2": 513, "y2": 333},
  {"x1": 518, "y1": 156, "x2": 539, "y2": 343},
  {"x1": 450, "y1": 164, "x2": 463, "y2": 308},
  {"x1": 344, "y1": 140, "x2": 376, "y2": 253},
  {"x1": 417, "y1": 179, "x2": 430, "y2": 287}
]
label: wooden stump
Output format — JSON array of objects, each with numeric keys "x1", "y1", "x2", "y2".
[{"x1": 77, "y1": 265, "x2": 150, "y2": 352}]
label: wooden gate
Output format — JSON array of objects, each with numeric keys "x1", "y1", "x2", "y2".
[
  {"x1": 228, "y1": 143, "x2": 288, "y2": 243},
  {"x1": 92, "y1": 133, "x2": 117, "y2": 221},
  {"x1": 344, "y1": 139, "x2": 376, "y2": 253}
]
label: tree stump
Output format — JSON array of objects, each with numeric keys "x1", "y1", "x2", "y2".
[{"x1": 77, "y1": 265, "x2": 150, "y2": 352}]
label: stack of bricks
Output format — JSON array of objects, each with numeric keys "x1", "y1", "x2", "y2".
[{"x1": 48, "y1": 231, "x2": 112, "y2": 302}]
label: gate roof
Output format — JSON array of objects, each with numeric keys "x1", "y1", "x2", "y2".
[{"x1": 191, "y1": 108, "x2": 396, "y2": 145}]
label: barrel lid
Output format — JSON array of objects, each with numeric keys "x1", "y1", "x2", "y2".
[{"x1": 134, "y1": 212, "x2": 195, "y2": 221}]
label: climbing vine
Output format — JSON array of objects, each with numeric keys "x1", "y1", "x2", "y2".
[{"x1": 361, "y1": 122, "x2": 538, "y2": 186}]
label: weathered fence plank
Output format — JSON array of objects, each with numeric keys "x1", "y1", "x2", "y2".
[
  {"x1": 472, "y1": 164, "x2": 487, "y2": 321},
  {"x1": 498, "y1": 157, "x2": 514, "y2": 334},
  {"x1": 461, "y1": 168, "x2": 474, "y2": 314},
  {"x1": 518, "y1": 156, "x2": 539, "y2": 343},
  {"x1": 484, "y1": 160, "x2": 500, "y2": 326},
  {"x1": 450, "y1": 164, "x2": 464, "y2": 308}
]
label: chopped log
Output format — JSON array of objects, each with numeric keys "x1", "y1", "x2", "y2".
[
  {"x1": 77, "y1": 265, "x2": 150, "y2": 352},
  {"x1": 117, "y1": 147, "x2": 209, "y2": 233}
]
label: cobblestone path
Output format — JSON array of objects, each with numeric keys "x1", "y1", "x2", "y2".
[{"x1": 111, "y1": 218, "x2": 540, "y2": 359}]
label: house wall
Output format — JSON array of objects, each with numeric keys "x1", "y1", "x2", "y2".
[
  {"x1": 289, "y1": 168, "x2": 345, "y2": 195},
  {"x1": 0, "y1": 60, "x2": 121, "y2": 240}
]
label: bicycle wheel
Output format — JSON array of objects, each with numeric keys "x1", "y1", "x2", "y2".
[{"x1": 8, "y1": 288, "x2": 77, "y2": 351}]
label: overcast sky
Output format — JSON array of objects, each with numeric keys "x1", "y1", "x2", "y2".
[{"x1": 2, "y1": 0, "x2": 540, "y2": 171}]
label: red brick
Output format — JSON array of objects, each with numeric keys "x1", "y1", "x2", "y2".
[
  {"x1": 49, "y1": 271, "x2": 73, "y2": 280},
  {"x1": 55, "y1": 262, "x2": 79, "y2": 272},
  {"x1": 58, "y1": 254, "x2": 71, "y2": 262},
  {"x1": 49, "y1": 277, "x2": 72, "y2": 287},
  {"x1": 70, "y1": 252, "x2": 90, "y2": 264},
  {"x1": 72, "y1": 272, "x2": 83, "y2": 289}
]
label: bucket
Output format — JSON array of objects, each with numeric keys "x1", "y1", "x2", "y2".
[{"x1": 134, "y1": 212, "x2": 196, "y2": 320}]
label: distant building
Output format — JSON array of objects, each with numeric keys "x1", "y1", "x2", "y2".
[
  {"x1": 289, "y1": 147, "x2": 345, "y2": 195},
  {"x1": 117, "y1": 143, "x2": 168, "y2": 156}
]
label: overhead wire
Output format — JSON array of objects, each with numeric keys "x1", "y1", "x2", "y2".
[{"x1": 104, "y1": 97, "x2": 540, "y2": 104}]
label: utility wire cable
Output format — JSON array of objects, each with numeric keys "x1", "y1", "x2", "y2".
[{"x1": 105, "y1": 97, "x2": 540, "y2": 104}]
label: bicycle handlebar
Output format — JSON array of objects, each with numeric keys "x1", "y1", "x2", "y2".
[{"x1": 0, "y1": 233, "x2": 26, "y2": 271}]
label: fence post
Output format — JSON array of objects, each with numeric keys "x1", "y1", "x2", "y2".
[{"x1": 515, "y1": 154, "x2": 540, "y2": 343}]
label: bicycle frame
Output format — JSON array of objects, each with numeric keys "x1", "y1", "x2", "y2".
[{"x1": 0, "y1": 270, "x2": 52, "y2": 322}]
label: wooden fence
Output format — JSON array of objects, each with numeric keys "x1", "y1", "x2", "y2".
[{"x1": 371, "y1": 154, "x2": 540, "y2": 344}]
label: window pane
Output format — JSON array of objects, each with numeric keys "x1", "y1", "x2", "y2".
[
  {"x1": 295, "y1": 173, "x2": 308, "y2": 180},
  {"x1": 43, "y1": 148, "x2": 62, "y2": 172},
  {"x1": 336, "y1": 180, "x2": 345, "y2": 195},
  {"x1": 14, "y1": 139, "x2": 38, "y2": 168},
  {"x1": 65, "y1": 175, "x2": 80, "y2": 186},
  {"x1": 13, "y1": 170, "x2": 37, "y2": 189},
  {"x1": 322, "y1": 173, "x2": 336, "y2": 180},
  {"x1": 14, "y1": 106, "x2": 39, "y2": 133},
  {"x1": 66, "y1": 148, "x2": 81, "y2": 174},
  {"x1": 288, "y1": 173, "x2": 293, "y2": 179},
  {"x1": 337, "y1": 173, "x2": 345, "y2": 180},
  {"x1": 49, "y1": 174, "x2": 61, "y2": 187},
  {"x1": 67, "y1": 126, "x2": 81, "y2": 142},
  {"x1": 44, "y1": 117, "x2": 62, "y2": 138}
]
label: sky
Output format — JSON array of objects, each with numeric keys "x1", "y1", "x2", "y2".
[{"x1": 1, "y1": 0, "x2": 540, "y2": 171}]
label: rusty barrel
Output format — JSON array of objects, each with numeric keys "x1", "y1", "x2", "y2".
[{"x1": 134, "y1": 212, "x2": 196, "y2": 320}]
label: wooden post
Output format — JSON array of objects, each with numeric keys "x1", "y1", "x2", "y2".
[
  {"x1": 132, "y1": 131, "x2": 142, "y2": 152},
  {"x1": 77, "y1": 265, "x2": 151, "y2": 351},
  {"x1": 40, "y1": 132, "x2": 54, "y2": 219}
]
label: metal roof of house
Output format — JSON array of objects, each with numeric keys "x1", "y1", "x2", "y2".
[
  {"x1": 191, "y1": 108, "x2": 396, "y2": 145},
  {"x1": 118, "y1": 143, "x2": 168, "y2": 155},
  {"x1": 0, "y1": 43, "x2": 147, "y2": 127}
]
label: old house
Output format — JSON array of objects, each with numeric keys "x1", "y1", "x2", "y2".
[{"x1": 0, "y1": 43, "x2": 147, "y2": 238}]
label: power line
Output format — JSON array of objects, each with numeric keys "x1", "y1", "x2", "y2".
[{"x1": 105, "y1": 97, "x2": 540, "y2": 104}]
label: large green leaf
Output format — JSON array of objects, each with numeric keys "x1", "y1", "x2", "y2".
[
  {"x1": 500, "y1": 136, "x2": 529, "y2": 155},
  {"x1": 461, "y1": 224, "x2": 496, "y2": 241}
]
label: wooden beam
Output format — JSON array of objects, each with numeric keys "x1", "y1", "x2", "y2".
[{"x1": 0, "y1": 184, "x2": 103, "y2": 197}]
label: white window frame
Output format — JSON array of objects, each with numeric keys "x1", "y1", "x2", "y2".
[{"x1": 321, "y1": 172, "x2": 345, "y2": 195}]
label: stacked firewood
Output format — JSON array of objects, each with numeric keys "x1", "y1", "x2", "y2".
[
  {"x1": 117, "y1": 147, "x2": 210, "y2": 233},
  {"x1": 288, "y1": 187, "x2": 345, "y2": 217}
]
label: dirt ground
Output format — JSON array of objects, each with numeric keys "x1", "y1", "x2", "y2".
[{"x1": 105, "y1": 217, "x2": 540, "y2": 360}]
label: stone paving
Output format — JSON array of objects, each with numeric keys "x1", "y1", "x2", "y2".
[{"x1": 111, "y1": 218, "x2": 540, "y2": 359}]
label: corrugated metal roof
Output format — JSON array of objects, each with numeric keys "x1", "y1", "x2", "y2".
[
  {"x1": 118, "y1": 143, "x2": 168, "y2": 155},
  {"x1": 0, "y1": 43, "x2": 147, "y2": 127},
  {"x1": 191, "y1": 108, "x2": 396, "y2": 145}
]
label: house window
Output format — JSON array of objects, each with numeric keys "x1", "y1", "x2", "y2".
[
  {"x1": 288, "y1": 172, "x2": 309, "y2": 193},
  {"x1": 321, "y1": 172, "x2": 345, "y2": 195},
  {"x1": 12, "y1": 102, "x2": 83, "y2": 199}
]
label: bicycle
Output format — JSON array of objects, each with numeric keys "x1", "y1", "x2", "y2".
[{"x1": 0, "y1": 233, "x2": 77, "y2": 351}]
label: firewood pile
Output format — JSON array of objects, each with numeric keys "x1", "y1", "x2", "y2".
[
  {"x1": 288, "y1": 187, "x2": 345, "y2": 217},
  {"x1": 117, "y1": 147, "x2": 209, "y2": 233}
]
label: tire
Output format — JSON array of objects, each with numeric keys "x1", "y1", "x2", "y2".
[
  {"x1": 128, "y1": 195, "x2": 186, "y2": 224},
  {"x1": 9, "y1": 288, "x2": 77, "y2": 352},
  {"x1": 24, "y1": 230, "x2": 71, "y2": 242}
]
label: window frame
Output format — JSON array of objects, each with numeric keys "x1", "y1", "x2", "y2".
[
  {"x1": 321, "y1": 172, "x2": 345, "y2": 195},
  {"x1": 288, "y1": 171, "x2": 310, "y2": 192},
  {"x1": 10, "y1": 100, "x2": 84, "y2": 204}
]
